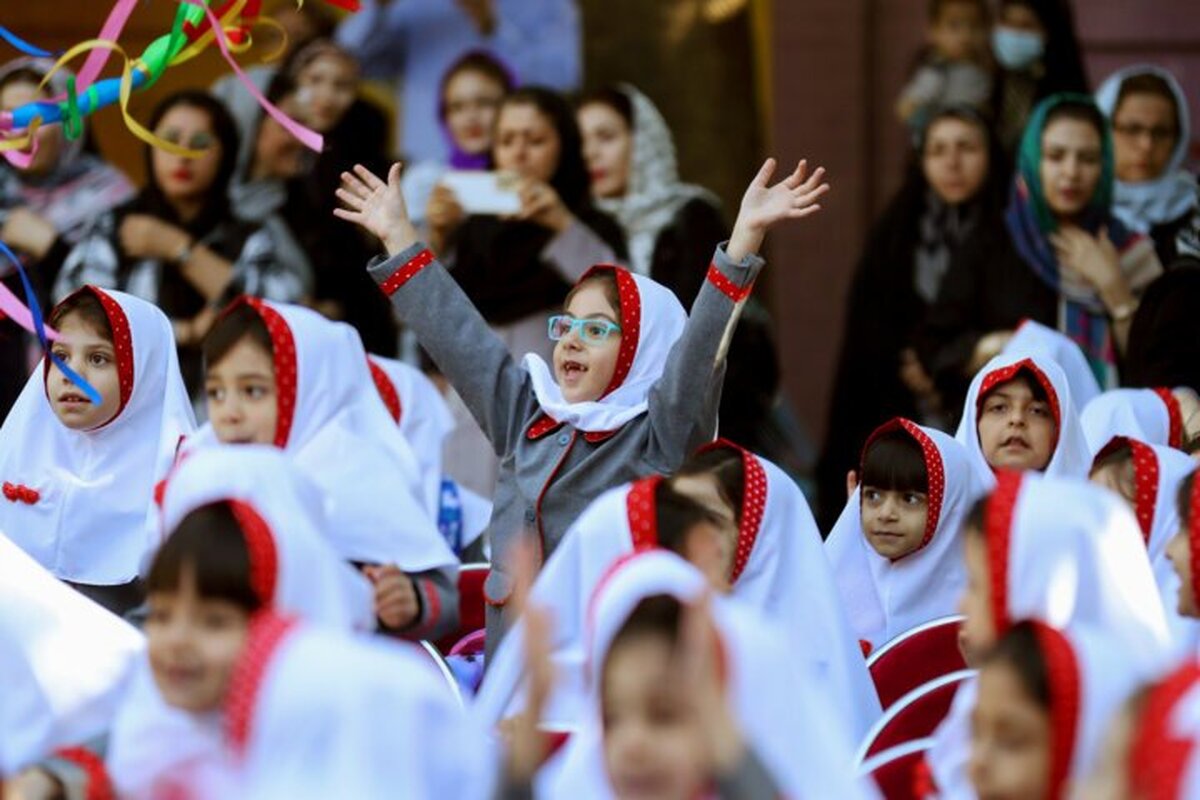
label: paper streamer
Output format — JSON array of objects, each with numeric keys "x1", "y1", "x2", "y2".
[
  {"x1": 0, "y1": 26, "x2": 57, "y2": 59},
  {"x1": 0, "y1": 242, "x2": 100, "y2": 404}
]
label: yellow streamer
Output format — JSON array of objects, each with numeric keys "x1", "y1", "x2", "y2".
[
  {"x1": 0, "y1": 115, "x2": 40, "y2": 151},
  {"x1": 253, "y1": 16, "x2": 289, "y2": 63},
  {"x1": 169, "y1": 0, "x2": 248, "y2": 65}
]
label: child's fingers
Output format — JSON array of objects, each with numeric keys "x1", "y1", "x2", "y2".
[
  {"x1": 787, "y1": 204, "x2": 822, "y2": 219},
  {"x1": 751, "y1": 157, "x2": 777, "y2": 188},
  {"x1": 795, "y1": 183, "x2": 831, "y2": 206},
  {"x1": 353, "y1": 163, "x2": 386, "y2": 190},
  {"x1": 782, "y1": 159, "x2": 808, "y2": 189},
  {"x1": 335, "y1": 187, "x2": 365, "y2": 210},
  {"x1": 339, "y1": 172, "x2": 372, "y2": 201},
  {"x1": 798, "y1": 166, "x2": 827, "y2": 192},
  {"x1": 387, "y1": 162, "x2": 404, "y2": 187}
]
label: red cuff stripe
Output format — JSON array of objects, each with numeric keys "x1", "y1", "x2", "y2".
[
  {"x1": 54, "y1": 746, "x2": 115, "y2": 800},
  {"x1": 380, "y1": 248, "x2": 435, "y2": 296},
  {"x1": 706, "y1": 263, "x2": 754, "y2": 303}
]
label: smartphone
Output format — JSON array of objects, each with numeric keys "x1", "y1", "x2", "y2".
[{"x1": 439, "y1": 170, "x2": 522, "y2": 215}]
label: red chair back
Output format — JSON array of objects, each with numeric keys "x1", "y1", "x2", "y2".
[
  {"x1": 868, "y1": 615, "x2": 966, "y2": 709},
  {"x1": 860, "y1": 738, "x2": 935, "y2": 800},
  {"x1": 859, "y1": 670, "x2": 973, "y2": 762},
  {"x1": 436, "y1": 562, "x2": 489, "y2": 653}
]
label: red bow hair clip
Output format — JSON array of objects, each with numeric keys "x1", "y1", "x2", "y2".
[{"x1": 2, "y1": 482, "x2": 39, "y2": 504}]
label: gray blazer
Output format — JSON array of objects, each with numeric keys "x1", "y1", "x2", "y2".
[{"x1": 368, "y1": 241, "x2": 763, "y2": 646}]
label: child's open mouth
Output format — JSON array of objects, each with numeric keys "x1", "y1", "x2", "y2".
[
  {"x1": 560, "y1": 360, "x2": 588, "y2": 383},
  {"x1": 57, "y1": 392, "x2": 91, "y2": 406},
  {"x1": 999, "y1": 435, "x2": 1030, "y2": 451}
]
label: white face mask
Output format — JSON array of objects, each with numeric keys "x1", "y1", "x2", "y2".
[{"x1": 992, "y1": 27, "x2": 1045, "y2": 70}]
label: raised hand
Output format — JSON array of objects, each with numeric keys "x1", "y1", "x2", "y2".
[
  {"x1": 728, "y1": 158, "x2": 830, "y2": 262},
  {"x1": 334, "y1": 163, "x2": 419, "y2": 257}
]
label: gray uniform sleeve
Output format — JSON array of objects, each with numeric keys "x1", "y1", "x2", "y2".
[
  {"x1": 405, "y1": 565, "x2": 460, "y2": 642},
  {"x1": 713, "y1": 746, "x2": 784, "y2": 800},
  {"x1": 643, "y1": 242, "x2": 764, "y2": 471},
  {"x1": 37, "y1": 736, "x2": 110, "y2": 800},
  {"x1": 367, "y1": 243, "x2": 536, "y2": 458}
]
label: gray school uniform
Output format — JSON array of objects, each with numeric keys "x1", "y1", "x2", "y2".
[{"x1": 368, "y1": 241, "x2": 763, "y2": 649}]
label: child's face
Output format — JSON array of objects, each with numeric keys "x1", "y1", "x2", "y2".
[
  {"x1": 930, "y1": 2, "x2": 985, "y2": 62},
  {"x1": 1166, "y1": 528, "x2": 1198, "y2": 617},
  {"x1": 205, "y1": 337, "x2": 278, "y2": 445},
  {"x1": 671, "y1": 473, "x2": 738, "y2": 589},
  {"x1": 958, "y1": 529, "x2": 997, "y2": 665},
  {"x1": 0, "y1": 79, "x2": 63, "y2": 177},
  {"x1": 47, "y1": 312, "x2": 122, "y2": 431},
  {"x1": 968, "y1": 660, "x2": 1051, "y2": 800},
  {"x1": 579, "y1": 102, "x2": 633, "y2": 200},
  {"x1": 1080, "y1": 696, "x2": 1138, "y2": 800},
  {"x1": 553, "y1": 284, "x2": 622, "y2": 403},
  {"x1": 977, "y1": 377, "x2": 1056, "y2": 471},
  {"x1": 860, "y1": 487, "x2": 930, "y2": 560},
  {"x1": 444, "y1": 69, "x2": 506, "y2": 157},
  {"x1": 146, "y1": 568, "x2": 250, "y2": 713},
  {"x1": 1174, "y1": 388, "x2": 1200, "y2": 443},
  {"x1": 1039, "y1": 117, "x2": 1104, "y2": 220},
  {"x1": 602, "y1": 635, "x2": 707, "y2": 800},
  {"x1": 1089, "y1": 457, "x2": 1136, "y2": 506}
]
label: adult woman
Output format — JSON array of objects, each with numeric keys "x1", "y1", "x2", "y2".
[
  {"x1": 576, "y1": 84, "x2": 726, "y2": 305},
  {"x1": 55, "y1": 91, "x2": 298, "y2": 394},
  {"x1": 990, "y1": 0, "x2": 1089, "y2": 155},
  {"x1": 432, "y1": 87, "x2": 627, "y2": 363},
  {"x1": 817, "y1": 106, "x2": 1003, "y2": 527},
  {"x1": 0, "y1": 57, "x2": 134, "y2": 419},
  {"x1": 918, "y1": 94, "x2": 1162, "y2": 414},
  {"x1": 1097, "y1": 65, "x2": 1199, "y2": 266}
]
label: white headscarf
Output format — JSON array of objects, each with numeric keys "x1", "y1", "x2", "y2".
[
  {"x1": 541, "y1": 551, "x2": 873, "y2": 799},
  {"x1": 187, "y1": 299, "x2": 455, "y2": 572},
  {"x1": 1003, "y1": 318, "x2": 1102, "y2": 412},
  {"x1": 522, "y1": 265, "x2": 687, "y2": 433},
  {"x1": 1096, "y1": 65, "x2": 1198, "y2": 234},
  {"x1": 955, "y1": 351, "x2": 1092, "y2": 482},
  {"x1": 0, "y1": 531, "x2": 143, "y2": 775},
  {"x1": 593, "y1": 85, "x2": 722, "y2": 277},
  {"x1": 827, "y1": 419, "x2": 990, "y2": 651},
  {"x1": 0, "y1": 287, "x2": 195, "y2": 584},
  {"x1": 1082, "y1": 387, "x2": 1187, "y2": 456},
  {"x1": 478, "y1": 444, "x2": 881, "y2": 741}
]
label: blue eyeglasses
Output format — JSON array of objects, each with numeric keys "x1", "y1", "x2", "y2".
[{"x1": 547, "y1": 314, "x2": 622, "y2": 345}]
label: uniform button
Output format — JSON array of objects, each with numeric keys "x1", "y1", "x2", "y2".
[
  {"x1": 557, "y1": 433, "x2": 570, "y2": 445},
  {"x1": 524, "y1": 508, "x2": 536, "y2": 524}
]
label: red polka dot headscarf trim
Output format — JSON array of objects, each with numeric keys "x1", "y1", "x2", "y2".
[
  {"x1": 977, "y1": 359, "x2": 1062, "y2": 450},
  {"x1": 221, "y1": 297, "x2": 298, "y2": 448},
  {"x1": 1128, "y1": 661, "x2": 1200, "y2": 800},
  {"x1": 224, "y1": 611, "x2": 297, "y2": 757},
  {"x1": 227, "y1": 499, "x2": 279, "y2": 607},
  {"x1": 625, "y1": 476, "x2": 662, "y2": 551},
  {"x1": 1030, "y1": 622, "x2": 1081, "y2": 800},
  {"x1": 984, "y1": 470, "x2": 1024, "y2": 637},
  {"x1": 695, "y1": 439, "x2": 768, "y2": 584},
  {"x1": 45, "y1": 286, "x2": 135, "y2": 425},
  {"x1": 859, "y1": 418, "x2": 946, "y2": 559},
  {"x1": 367, "y1": 358, "x2": 402, "y2": 423},
  {"x1": 1188, "y1": 475, "x2": 1200, "y2": 614},
  {"x1": 1095, "y1": 437, "x2": 1158, "y2": 545},
  {"x1": 577, "y1": 265, "x2": 641, "y2": 399},
  {"x1": 1153, "y1": 387, "x2": 1184, "y2": 450}
]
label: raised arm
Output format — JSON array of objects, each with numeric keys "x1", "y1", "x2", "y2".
[
  {"x1": 336, "y1": 163, "x2": 535, "y2": 457},
  {"x1": 644, "y1": 158, "x2": 829, "y2": 469}
]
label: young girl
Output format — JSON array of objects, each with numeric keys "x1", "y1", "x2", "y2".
[
  {"x1": 479, "y1": 440, "x2": 880, "y2": 741},
  {"x1": 510, "y1": 550, "x2": 866, "y2": 799},
  {"x1": 336, "y1": 156, "x2": 829, "y2": 646},
  {"x1": 0, "y1": 531, "x2": 142, "y2": 794},
  {"x1": 108, "y1": 501, "x2": 491, "y2": 799},
  {"x1": 826, "y1": 418, "x2": 988, "y2": 653},
  {"x1": 954, "y1": 350, "x2": 1091, "y2": 478},
  {"x1": 1000, "y1": 318, "x2": 1102, "y2": 412},
  {"x1": 196, "y1": 297, "x2": 459, "y2": 639},
  {"x1": 1166, "y1": 470, "x2": 1200, "y2": 625},
  {"x1": 1081, "y1": 386, "x2": 1199, "y2": 456},
  {"x1": 927, "y1": 471, "x2": 1169, "y2": 797},
  {"x1": 968, "y1": 620, "x2": 1143, "y2": 800},
  {"x1": 0, "y1": 286, "x2": 195, "y2": 615}
]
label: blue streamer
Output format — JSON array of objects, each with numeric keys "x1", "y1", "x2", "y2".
[
  {"x1": 0, "y1": 241, "x2": 101, "y2": 404},
  {"x1": 0, "y1": 26, "x2": 57, "y2": 59}
]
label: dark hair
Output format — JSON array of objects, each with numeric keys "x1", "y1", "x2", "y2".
[
  {"x1": 981, "y1": 367, "x2": 1051, "y2": 406},
  {"x1": 1043, "y1": 99, "x2": 1108, "y2": 141},
  {"x1": 984, "y1": 620, "x2": 1052, "y2": 708},
  {"x1": 577, "y1": 85, "x2": 635, "y2": 129},
  {"x1": 1177, "y1": 472, "x2": 1197, "y2": 531},
  {"x1": 1115, "y1": 73, "x2": 1180, "y2": 133},
  {"x1": 563, "y1": 271, "x2": 622, "y2": 324},
  {"x1": 146, "y1": 501, "x2": 263, "y2": 612},
  {"x1": 928, "y1": 0, "x2": 987, "y2": 22},
  {"x1": 1185, "y1": 435, "x2": 1200, "y2": 456},
  {"x1": 998, "y1": 0, "x2": 1090, "y2": 94},
  {"x1": 48, "y1": 290, "x2": 113, "y2": 342},
  {"x1": 1090, "y1": 438, "x2": 1133, "y2": 476},
  {"x1": 964, "y1": 495, "x2": 988, "y2": 538},
  {"x1": 675, "y1": 447, "x2": 746, "y2": 526},
  {"x1": 440, "y1": 51, "x2": 515, "y2": 115},
  {"x1": 139, "y1": 91, "x2": 240, "y2": 236},
  {"x1": 268, "y1": 0, "x2": 336, "y2": 46},
  {"x1": 604, "y1": 594, "x2": 683, "y2": 676},
  {"x1": 653, "y1": 480, "x2": 727, "y2": 556},
  {"x1": 498, "y1": 87, "x2": 591, "y2": 210},
  {"x1": 202, "y1": 303, "x2": 273, "y2": 369},
  {"x1": 860, "y1": 429, "x2": 930, "y2": 494}
]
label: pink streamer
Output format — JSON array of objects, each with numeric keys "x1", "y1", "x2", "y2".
[
  {"x1": 185, "y1": 0, "x2": 324, "y2": 153},
  {"x1": 71, "y1": 0, "x2": 141, "y2": 95},
  {"x1": 0, "y1": 278, "x2": 60, "y2": 340}
]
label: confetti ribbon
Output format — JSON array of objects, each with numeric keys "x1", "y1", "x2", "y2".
[
  {"x1": 0, "y1": 26, "x2": 57, "y2": 59},
  {"x1": 0, "y1": 242, "x2": 99, "y2": 403}
]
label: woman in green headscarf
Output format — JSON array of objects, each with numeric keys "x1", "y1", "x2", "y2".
[{"x1": 917, "y1": 93, "x2": 1162, "y2": 419}]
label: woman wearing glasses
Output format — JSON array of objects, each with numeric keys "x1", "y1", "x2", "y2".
[
  {"x1": 1097, "y1": 65, "x2": 1199, "y2": 266},
  {"x1": 55, "y1": 92, "x2": 301, "y2": 397}
]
